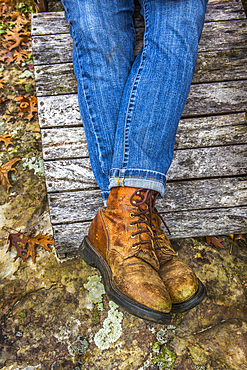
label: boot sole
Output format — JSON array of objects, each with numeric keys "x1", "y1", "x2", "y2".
[
  {"x1": 171, "y1": 279, "x2": 207, "y2": 313},
  {"x1": 79, "y1": 236, "x2": 171, "y2": 324}
]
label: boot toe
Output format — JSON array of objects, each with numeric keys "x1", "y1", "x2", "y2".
[
  {"x1": 159, "y1": 258, "x2": 198, "y2": 304},
  {"x1": 110, "y1": 254, "x2": 172, "y2": 313}
]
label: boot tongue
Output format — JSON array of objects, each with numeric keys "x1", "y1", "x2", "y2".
[{"x1": 152, "y1": 214, "x2": 177, "y2": 265}]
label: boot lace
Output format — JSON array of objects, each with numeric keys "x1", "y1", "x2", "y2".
[{"x1": 129, "y1": 189, "x2": 173, "y2": 255}]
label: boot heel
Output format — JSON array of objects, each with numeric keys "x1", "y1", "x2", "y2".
[{"x1": 79, "y1": 238, "x2": 96, "y2": 267}]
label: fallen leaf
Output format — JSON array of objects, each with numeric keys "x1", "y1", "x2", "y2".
[
  {"x1": 12, "y1": 47, "x2": 32, "y2": 64},
  {"x1": 235, "y1": 234, "x2": 246, "y2": 242},
  {"x1": 4, "y1": 16, "x2": 30, "y2": 50},
  {"x1": 14, "y1": 95, "x2": 38, "y2": 120},
  {"x1": 0, "y1": 134, "x2": 13, "y2": 149},
  {"x1": 0, "y1": 157, "x2": 21, "y2": 193},
  {"x1": 0, "y1": 72, "x2": 6, "y2": 89},
  {"x1": 7, "y1": 231, "x2": 54, "y2": 263},
  {"x1": 206, "y1": 236, "x2": 225, "y2": 250}
]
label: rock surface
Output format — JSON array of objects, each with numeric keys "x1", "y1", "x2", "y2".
[{"x1": 1, "y1": 233, "x2": 247, "y2": 370}]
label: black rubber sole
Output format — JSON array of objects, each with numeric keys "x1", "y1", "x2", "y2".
[
  {"x1": 171, "y1": 279, "x2": 207, "y2": 313},
  {"x1": 79, "y1": 236, "x2": 171, "y2": 324}
]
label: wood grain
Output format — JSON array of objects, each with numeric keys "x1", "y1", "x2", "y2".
[
  {"x1": 36, "y1": 80, "x2": 247, "y2": 117},
  {"x1": 41, "y1": 112, "x2": 247, "y2": 160},
  {"x1": 43, "y1": 145, "x2": 247, "y2": 192}
]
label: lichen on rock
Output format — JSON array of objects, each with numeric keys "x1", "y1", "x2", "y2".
[
  {"x1": 94, "y1": 301, "x2": 123, "y2": 350},
  {"x1": 83, "y1": 274, "x2": 105, "y2": 309},
  {"x1": 68, "y1": 336, "x2": 89, "y2": 357}
]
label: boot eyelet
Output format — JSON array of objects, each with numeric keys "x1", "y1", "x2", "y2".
[
  {"x1": 131, "y1": 245, "x2": 138, "y2": 249},
  {"x1": 136, "y1": 191, "x2": 140, "y2": 195},
  {"x1": 132, "y1": 200, "x2": 136, "y2": 204},
  {"x1": 130, "y1": 233, "x2": 136, "y2": 238},
  {"x1": 129, "y1": 222, "x2": 135, "y2": 227},
  {"x1": 129, "y1": 212, "x2": 135, "y2": 218}
]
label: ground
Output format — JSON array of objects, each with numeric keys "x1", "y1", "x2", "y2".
[{"x1": 0, "y1": 1, "x2": 247, "y2": 369}]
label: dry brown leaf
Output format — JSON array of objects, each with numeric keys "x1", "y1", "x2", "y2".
[
  {"x1": 0, "y1": 134, "x2": 13, "y2": 149},
  {"x1": 7, "y1": 231, "x2": 54, "y2": 263},
  {"x1": 206, "y1": 236, "x2": 225, "y2": 250},
  {"x1": 234, "y1": 234, "x2": 246, "y2": 242},
  {"x1": 0, "y1": 48, "x2": 16, "y2": 65},
  {"x1": 12, "y1": 47, "x2": 31, "y2": 64},
  {"x1": 15, "y1": 95, "x2": 38, "y2": 120},
  {"x1": 3, "y1": 16, "x2": 30, "y2": 51},
  {"x1": 0, "y1": 96, "x2": 8, "y2": 104},
  {"x1": 0, "y1": 157, "x2": 21, "y2": 193},
  {"x1": 0, "y1": 72, "x2": 6, "y2": 89}
]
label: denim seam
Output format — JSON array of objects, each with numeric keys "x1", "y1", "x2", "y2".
[
  {"x1": 111, "y1": 167, "x2": 167, "y2": 177},
  {"x1": 120, "y1": 0, "x2": 149, "y2": 175},
  {"x1": 111, "y1": 174, "x2": 164, "y2": 183},
  {"x1": 71, "y1": 0, "x2": 107, "y2": 177}
]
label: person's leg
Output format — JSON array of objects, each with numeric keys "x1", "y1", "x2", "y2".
[
  {"x1": 110, "y1": 0, "x2": 208, "y2": 197},
  {"x1": 61, "y1": 0, "x2": 136, "y2": 203},
  {"x1": 62, "y1": 0, "x2": 172, "y2": 323},
  {"x1": 106, "y1": 0, "x2": 208, "y2": 312}
]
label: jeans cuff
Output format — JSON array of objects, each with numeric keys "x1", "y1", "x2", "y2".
[{"x1": 109, "y1": 176, "x2": 166, "y2": 198}]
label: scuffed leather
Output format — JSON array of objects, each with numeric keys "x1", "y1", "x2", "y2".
[
  {"x1": 153, "y1": 214, "x2": 199, "y2": 304},
  {"x1": 87, "y1": 186, "x2": 172, "y2": 312}
]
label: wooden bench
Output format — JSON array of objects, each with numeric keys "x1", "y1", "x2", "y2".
[{"x1": 31, "y1": 0, "x2": 247, "y2": 256}]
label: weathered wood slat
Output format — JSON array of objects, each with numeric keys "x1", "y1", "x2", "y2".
[
  {"x1": 36, "y1": 80, "x2": 247, "y2": 118},
  {"x1": 31, "y1": 0, "x2": 247, "y2": 37},
  {"x1": 41, "y1": 112, "x2": 247, "y2": 160},
  {"x1": 38, "y1": 93, "x2": 247, "y2": 129},
  {"x1": 183, "y1": 80, "x2": 247, "y2": 116},
  {"x1": 52, "y1": 206, "x2": 247, "y2": 253},
  {"x1": 32, "y1": 36, "x2": 247, "y2": 87},
  {"x1": 38, "y1": 95, "x2": 82, "y2": 128},
  {"x1": 48, "y1": 177, "x2": 247, "y2": 224},
  {"x1": 32, "y1": 18, "x2": 247, "y2": 55},
  {"x1": 193, "y1": 49, "x2": 247, "y2": 83},
  {"x1": 198, "y1": 19, "x2": 247, "y2": 52},
  {"x1": 43, "y1": 145, "x2": 247, "y2": 192}
]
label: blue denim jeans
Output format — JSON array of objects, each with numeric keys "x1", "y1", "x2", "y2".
[{"x1": 61, "y1": 0, "x2": 208, "y2": 204}]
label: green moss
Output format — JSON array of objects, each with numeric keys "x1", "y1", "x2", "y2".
[
  {"x1": 152, "y1": 344, "x2": 176, "y2": 370},
  {"x1": 91, "y1": 309, "x2": 100, "y2": 326}
]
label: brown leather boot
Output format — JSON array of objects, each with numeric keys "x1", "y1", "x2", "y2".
[
  {"x1": 79, "y1": 186, "x2": 172, "y2": 324},
  {"x1": 126, "y1": 188, "x2": 206, "y2": 313}
]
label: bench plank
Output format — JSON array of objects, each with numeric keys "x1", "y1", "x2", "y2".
[
  {"x1": 36, "y1": 80, "x2": 247, "y2": 117},
  {"x1": 32, "y1": 33, "x2": 247, "y2": 72},
  {"x1": 41, "y1": 112, "x2": 247, "y2": 160},
  {"x1": 31, "y1": 0, "x2": 247, "y2": 37},
  {"x1": 48, "y1": 177, "x2": 247, "y2": 224},
  {"x1": 32, "y1": 40, "x2": 247, "y2": 86},
  {"x1": 38, "y1": 95, "x2": 82, "y2": 128},
  {"x1": 52, "y1": 206, "x2": 247, "y2": 253},
  {"x1": 34, "y1": 60, "x2": 247, "y2": 96},
  {"x1": 43, "y1": 145, "x2": 247, "y2": 192}
]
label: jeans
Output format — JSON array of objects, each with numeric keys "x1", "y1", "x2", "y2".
[{"x1": 61, "y1": 0, "x2": 208, "y2": 204}]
